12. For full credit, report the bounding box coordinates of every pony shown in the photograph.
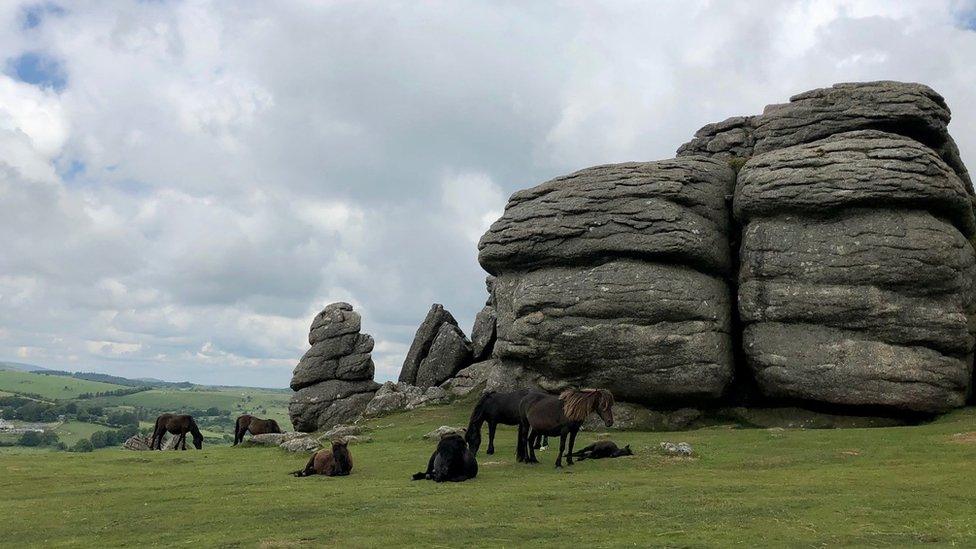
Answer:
[517,388,614,468]
[412,433,478,482]
[291,439,353,477]
[569,440,632,460]
[150,413,204,450]
[233,414,282,445]
[465,389,548,455]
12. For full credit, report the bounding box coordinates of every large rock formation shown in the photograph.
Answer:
[479,80,975,415]
[289,303,380,431]
[398,304,473,389]
[478,158,737,405]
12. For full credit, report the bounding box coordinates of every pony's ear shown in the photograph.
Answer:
[624,444,631,450]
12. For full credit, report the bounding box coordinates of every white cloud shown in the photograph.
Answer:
[0,0,974,387]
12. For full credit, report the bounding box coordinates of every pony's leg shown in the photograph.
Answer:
[555,433,566,468]
[486,421,497,455]
[541,435,549,450]
[566,430,578,466]
[526,428,539,464]
[516,421,526,462]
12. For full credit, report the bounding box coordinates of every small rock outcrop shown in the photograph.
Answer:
[289,303,380,432]
[363,381,450,417]
[470,277,498,361]
[398,304,473,388]
[122,435,152,451]
[478,158,736,405]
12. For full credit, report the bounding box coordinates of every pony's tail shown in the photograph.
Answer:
[233,416,243,445]
[465,392,492,453]
[150,419,162,450]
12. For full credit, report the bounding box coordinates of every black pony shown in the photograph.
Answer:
[150,413,204,450]
[412,433,478,482]
[569,440,632,460]
[517,388,614,468]
[465,389,548,455]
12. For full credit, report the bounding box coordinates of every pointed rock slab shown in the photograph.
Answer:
[308,302,362,345]
[470,305,496,361]
[415,323,473,388]
[398,304,459,384]
[289,379,380,432]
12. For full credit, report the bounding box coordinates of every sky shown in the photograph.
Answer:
[2,0,976,388]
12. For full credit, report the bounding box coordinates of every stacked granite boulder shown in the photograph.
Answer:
[398,304,473,389]
[694,82,975,414]
[477,81,975,415]
[289,302,380,431]
[478,158,737,405]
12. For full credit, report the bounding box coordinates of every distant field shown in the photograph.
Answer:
[92,387,291,425]
[0,370,127,400]
[53,421,109,445]
[2,398,976,546]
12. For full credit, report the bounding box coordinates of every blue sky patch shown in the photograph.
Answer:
[5,51,67,91]
[21,3,65,30]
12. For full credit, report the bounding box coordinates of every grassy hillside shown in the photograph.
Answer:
[91,387,291,425]
[0,370,127,400]
[53,421,112,445]
[2,399,976,546]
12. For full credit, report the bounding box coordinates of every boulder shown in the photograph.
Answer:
[440,359,568,396]
[659,442,695,457]
[415,323,473,388]
[736,132,976,413]
[398,304,461,385]
[122,435,151,451]
[289,379,380,432]
[363,381,451,418]
[470,305,496,361]
[322,424,364,439]
[280,435,321,453]
[424,426,466,439]
[247,433,289,446]
[289,302,381,432]
[479,157,736,406]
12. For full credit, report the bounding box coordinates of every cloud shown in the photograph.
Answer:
[0,0,975,387]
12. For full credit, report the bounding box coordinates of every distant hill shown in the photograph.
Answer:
[0,361,49,372]
[0,370,129,400]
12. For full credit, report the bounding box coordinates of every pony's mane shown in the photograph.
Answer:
[559,388,614,422]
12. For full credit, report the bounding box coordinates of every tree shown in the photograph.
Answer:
[72,439,94,453]
[18,431,43,447]
[90,431,110,448]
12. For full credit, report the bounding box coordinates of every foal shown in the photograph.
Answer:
[291,439,353,477]
[517,388,614,468]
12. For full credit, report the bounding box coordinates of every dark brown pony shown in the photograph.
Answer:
[233,414,282,445]
[291,439,353,477]
[517,388,614,468]
[150,413,204,450]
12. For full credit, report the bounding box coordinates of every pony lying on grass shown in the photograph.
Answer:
[292,439,353,477]
[517,388,614,468]
[570,440,632,460]
[233,414,282,445]
[150,413,204,450]
[412,433,478,482]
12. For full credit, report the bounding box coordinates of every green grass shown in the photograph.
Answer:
[3,399,976,547]
[0,370,126,400]
[53,421,110,445]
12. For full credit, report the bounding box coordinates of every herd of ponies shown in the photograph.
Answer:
[149,387,630,482]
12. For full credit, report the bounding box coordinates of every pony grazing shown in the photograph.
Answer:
[412,433,478,482]
[292,439,353,477]
[233,414,282,445]
[569,440,632,460]
[150,413,204,450]
[466,389,548,455]
[517,388,614,468]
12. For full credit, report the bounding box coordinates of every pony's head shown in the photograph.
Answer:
[621,444,633,456]
[331,438,349,451]
[192,432,204,449]
[559,388,615,426]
